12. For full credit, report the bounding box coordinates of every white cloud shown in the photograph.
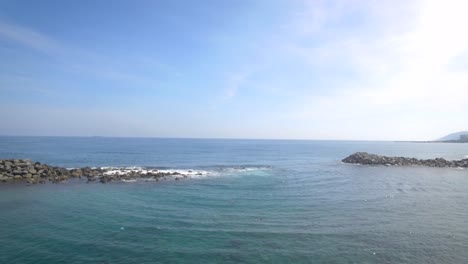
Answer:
[272,0,468,140]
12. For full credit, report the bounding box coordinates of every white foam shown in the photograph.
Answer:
[234,167,264,172]
[121,179,137,183]
[123,166,144,170]
[163,169,213,178]
[221,166,271,173]
[100,165,270,180]
[102,168,213,178]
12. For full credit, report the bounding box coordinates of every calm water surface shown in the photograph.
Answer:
[0,137,467,263]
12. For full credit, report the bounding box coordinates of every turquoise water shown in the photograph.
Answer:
[1,137,468,263]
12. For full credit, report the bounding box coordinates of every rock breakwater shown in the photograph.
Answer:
[0,159,200,184]
[342,152,468,168]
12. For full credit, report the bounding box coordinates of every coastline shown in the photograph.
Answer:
[394,139,468,143]
[0,159,205,184]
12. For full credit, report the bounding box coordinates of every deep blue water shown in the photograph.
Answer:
[0,136,468,263]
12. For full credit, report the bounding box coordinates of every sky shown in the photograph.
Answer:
[1,0,468,140]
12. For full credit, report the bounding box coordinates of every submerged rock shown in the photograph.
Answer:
[342,152,468,168]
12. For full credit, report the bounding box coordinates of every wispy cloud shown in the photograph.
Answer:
[2,1,467,139]
[0,21,63,54]
[0,20,165,88]
[224,72,250,99]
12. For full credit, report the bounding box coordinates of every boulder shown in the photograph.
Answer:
[0,176,9,182]
[342,152,468,168]
[70,169,82,177]
[0,159,192,184]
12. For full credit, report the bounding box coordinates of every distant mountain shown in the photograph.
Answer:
[438,131,468,141]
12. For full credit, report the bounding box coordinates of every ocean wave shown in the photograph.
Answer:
[100,165,271,181]
[103,168,211,177]
[121,179,137,183]
[215,166,272,175]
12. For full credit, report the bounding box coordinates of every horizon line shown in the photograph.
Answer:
[0,134,432,142]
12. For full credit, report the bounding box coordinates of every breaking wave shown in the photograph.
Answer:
[100,165,272,182]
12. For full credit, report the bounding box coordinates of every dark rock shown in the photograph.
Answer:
[70,169,82,177]
[342,152,468,168]
[99,176,109,183]
[0,175,9,182]
[0,159,196,184]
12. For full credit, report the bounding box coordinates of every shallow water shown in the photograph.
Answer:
[0,137,468,263]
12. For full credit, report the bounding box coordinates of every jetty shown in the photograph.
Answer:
[342,152,468,168]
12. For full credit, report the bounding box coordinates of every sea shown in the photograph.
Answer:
[0,136,467,264]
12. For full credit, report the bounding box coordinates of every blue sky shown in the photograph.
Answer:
[1,0,467,140]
